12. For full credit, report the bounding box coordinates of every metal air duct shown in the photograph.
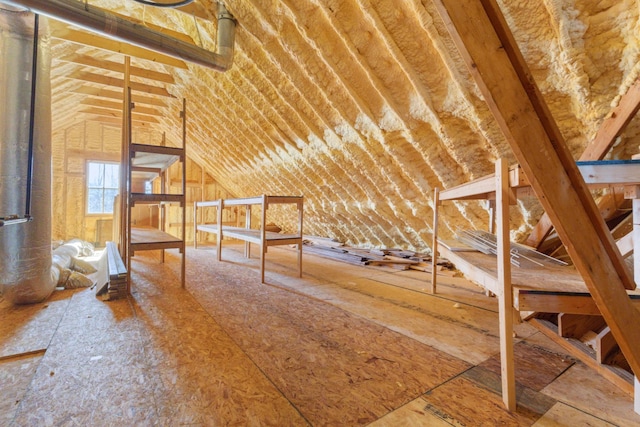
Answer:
[0,7,58,304]
[0,0,237,71]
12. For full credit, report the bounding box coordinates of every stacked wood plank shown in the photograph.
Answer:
[301,235,452,271]
[105,241,128,300]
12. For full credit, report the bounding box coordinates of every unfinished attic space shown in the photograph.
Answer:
[3,0,640,425]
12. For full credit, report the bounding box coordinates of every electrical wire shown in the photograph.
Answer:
[131,0,195,8]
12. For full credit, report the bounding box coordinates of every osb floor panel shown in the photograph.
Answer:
[0,242,638,426]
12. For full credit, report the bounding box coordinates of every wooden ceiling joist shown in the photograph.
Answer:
[72,86,168,107]
[58,53,175,84]
[85,115,152,128]
[79,107,159,123]
[80,98,163,117]
[435,0,640,381]
[50,21,188,69]
[67,71,174,97]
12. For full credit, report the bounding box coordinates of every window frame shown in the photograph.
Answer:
[86,160,120,216]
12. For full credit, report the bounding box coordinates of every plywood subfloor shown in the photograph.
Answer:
[1,242,638,425]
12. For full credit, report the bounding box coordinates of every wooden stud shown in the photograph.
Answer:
[496,158,516,411]
[431,187,439,294]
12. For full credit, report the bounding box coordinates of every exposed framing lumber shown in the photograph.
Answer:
[67,71,174,97]
[50,21,188,69]
[80,98,163,117]
[431,187,439,294]
[496,158,516,411]
[526,77,640,248]
[72,86,168,107]
[58,53,175,84]
[83,115,152,128]
[79,107,159,123]
[434,0,640,379]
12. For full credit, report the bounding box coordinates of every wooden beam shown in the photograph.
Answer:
[434,0,640,377]
[72,86,168,107]
[85,115,151,129]
[577,161,640,186]
[583,78,640,160]
[57,53,175,84]
[50,21,188,69]
[496,158,516,411]
[80,98,163,117]
[516,291,602,315]
[516,290,640,315]
[431,187,439,294]
[67,71,174,97]
[79,107,159,123]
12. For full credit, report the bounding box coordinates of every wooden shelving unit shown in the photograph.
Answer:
[194,195,304,283]
[432,158,640,407]
[124,98,187,289]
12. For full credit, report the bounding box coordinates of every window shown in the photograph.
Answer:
[87,162,119,214]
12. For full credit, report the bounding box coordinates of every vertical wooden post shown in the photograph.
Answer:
[180,98,186,289]
[634,376,639,415]
[193,202,198,249]
[496,158,516,411]
[245,204,252,258]
[633,196,640,286]
[260,195,267,284]
[298,198,303,278]
[431,187,440,294]
[217,200,223,262]
[121,57,131,292]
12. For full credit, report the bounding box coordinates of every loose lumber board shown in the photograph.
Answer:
[437,243,588,296]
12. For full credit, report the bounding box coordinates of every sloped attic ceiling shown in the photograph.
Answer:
[48,0,640,251]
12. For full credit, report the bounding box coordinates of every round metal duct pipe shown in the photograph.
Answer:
[0,8,57,304]
[0,0,237,71]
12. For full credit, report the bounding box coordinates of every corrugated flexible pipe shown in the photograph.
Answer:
[0,7,58,304]
[0,0,237,71]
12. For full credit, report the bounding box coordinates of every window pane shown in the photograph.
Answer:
[87,163,104,187]
[87,189,103,213]
[104,164,119,188]
[103,189,118,213]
